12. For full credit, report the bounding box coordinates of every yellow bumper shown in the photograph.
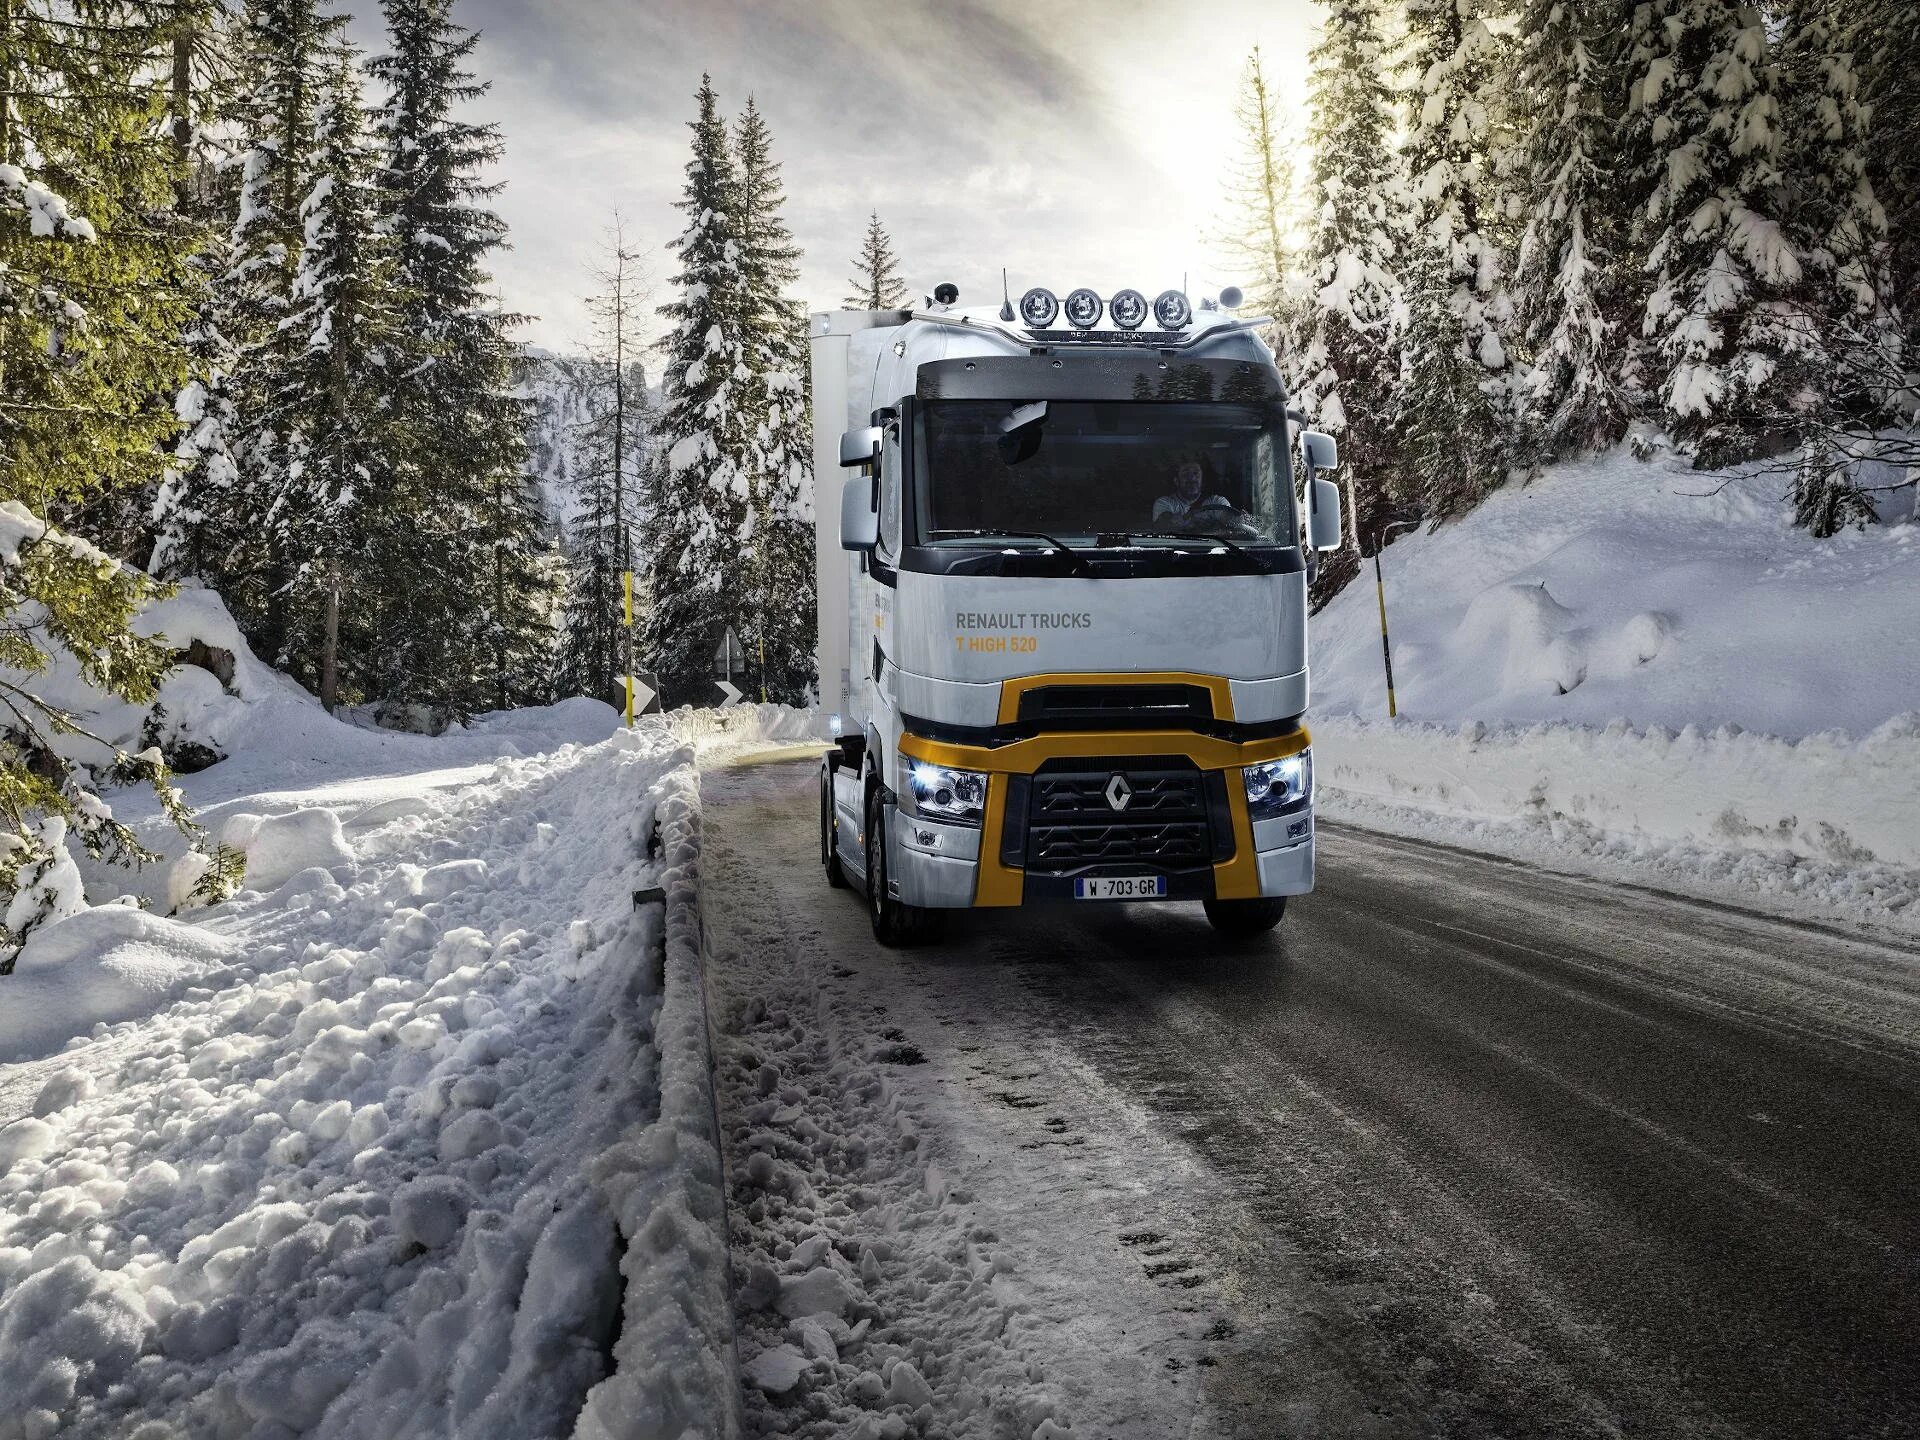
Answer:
[897,672,1309,907]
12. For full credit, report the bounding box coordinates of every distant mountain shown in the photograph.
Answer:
[515,348,654,541]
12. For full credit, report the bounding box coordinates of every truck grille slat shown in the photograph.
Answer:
[1021,758,1228,871]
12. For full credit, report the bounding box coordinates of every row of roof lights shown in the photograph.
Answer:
[1020,286,1192,333]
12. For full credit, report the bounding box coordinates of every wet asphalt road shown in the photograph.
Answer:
[706,757,1920,1438]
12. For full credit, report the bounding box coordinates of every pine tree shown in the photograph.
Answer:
[843,211,907,310]
[1293,4,1401,593]
[1396,234,1506,523]
[560,221,648,704]
[1217,46,1306,344]
[151,0,246,583]
[1844,2,1917,353]
[204,0,351,664]
[1,2,201,537]
[1509,0,1635,465]
[1391,0,1516,518]
[1628,1,1800,464]
[643,76,757,706]
[0,3,235,949]
[1775,1,1900,534]
[734,97,816,706]
[368,0,553,715]
[256,59,401,709]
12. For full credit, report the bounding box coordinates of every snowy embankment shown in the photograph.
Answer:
[1309,450,1920,933]
[0,676,822,1434]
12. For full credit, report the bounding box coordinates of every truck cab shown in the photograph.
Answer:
[810,285,1342,945]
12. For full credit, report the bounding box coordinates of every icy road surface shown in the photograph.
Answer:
[705,756,1920,1440]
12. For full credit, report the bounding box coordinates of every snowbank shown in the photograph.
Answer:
[0,907,240,1061]
[1317,714,1920,871]
[572,762,741,1440]
[657,702,826,761]
[1308,451,1920,931]
[0,726,736,1436]
[1312,449,1920,741]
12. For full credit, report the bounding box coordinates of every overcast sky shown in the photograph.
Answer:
[352,0,1318,355]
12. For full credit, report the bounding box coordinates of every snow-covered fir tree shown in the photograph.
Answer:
[200,0,350,660]
[1775,2,1900,535]
[1843,3,1916,355]
[1628,1,1801,465]
[1391,0,1515,518]
[559,221,648,704]
[735,97,816,706]
[843,210,907,310]
[151,1,246,582]
[1293,2,1401,592]
[250,59,400,709]
[0,2,236,945]
[369,0,555,713]
[1509,0,1634,465]
[643,76,757,706]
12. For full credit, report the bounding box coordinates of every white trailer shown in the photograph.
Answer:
[809,283,1343,945]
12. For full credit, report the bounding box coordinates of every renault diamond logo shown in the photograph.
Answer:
[1104,774,1133,811]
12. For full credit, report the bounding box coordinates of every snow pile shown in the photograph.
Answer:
[660,702,826,761]
[14,581,316,781]
[0,908,241,1061]
[0,726,729,1437]
[1308,450,1920,930]
[1312,450,1919,737]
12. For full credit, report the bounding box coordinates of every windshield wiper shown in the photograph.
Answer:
[928,528,1095,576]
[1109,530,1267,573]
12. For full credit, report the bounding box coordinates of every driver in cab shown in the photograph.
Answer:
[1152,459,1230,526]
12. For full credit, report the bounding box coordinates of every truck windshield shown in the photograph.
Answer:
[913,400,1296,548]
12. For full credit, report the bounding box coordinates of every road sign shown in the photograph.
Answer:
[717,680,743,708]
[628,673,660,716]
[714,626,745,678]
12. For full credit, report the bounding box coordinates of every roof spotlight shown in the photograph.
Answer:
[1108,288,1148,330]
[1064,287,1103,330]
[1019,287,1059,328]
[1153,289,1192,329]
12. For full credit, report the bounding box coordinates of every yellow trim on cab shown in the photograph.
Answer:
[994,671,1239,725]
[897,726,1309,777]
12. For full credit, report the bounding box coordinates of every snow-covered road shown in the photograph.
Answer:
[704,756,1920,1439]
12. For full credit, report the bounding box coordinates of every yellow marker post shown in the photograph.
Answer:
[1373,551,1398,719]
[622,571,635,728]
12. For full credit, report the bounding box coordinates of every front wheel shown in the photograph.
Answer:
[1203,896,1287,938]
[865,788,945,947]
[821,762,848,888]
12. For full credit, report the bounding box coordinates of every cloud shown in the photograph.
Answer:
[350,0,1316,350]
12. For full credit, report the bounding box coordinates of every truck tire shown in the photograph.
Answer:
[1203,896,1287,938]
[865,787,945,947]
[821,761,848,888]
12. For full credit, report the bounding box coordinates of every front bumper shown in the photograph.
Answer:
[892,728,1315,908]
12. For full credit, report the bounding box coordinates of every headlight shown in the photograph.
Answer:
[1108,288,1148,329]
[1243,750,1311,821]
[1064,287,1103,329]
[1019,287,1059,328]
[904,760,987,825]
[1154,289,1192,329]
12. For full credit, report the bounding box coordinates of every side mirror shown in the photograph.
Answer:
[839,426,882,470]
[840,473,878,552]
[1308,477,1343,552]
[1301,429,1339,471]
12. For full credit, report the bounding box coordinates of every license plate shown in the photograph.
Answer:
[1074,875,1169,901]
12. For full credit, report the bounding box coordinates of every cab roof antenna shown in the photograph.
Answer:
[999,268,1015,322]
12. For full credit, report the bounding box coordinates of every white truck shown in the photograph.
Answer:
[809,281,1343,945]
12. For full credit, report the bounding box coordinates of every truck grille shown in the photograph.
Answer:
[1020,759,1229,871]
